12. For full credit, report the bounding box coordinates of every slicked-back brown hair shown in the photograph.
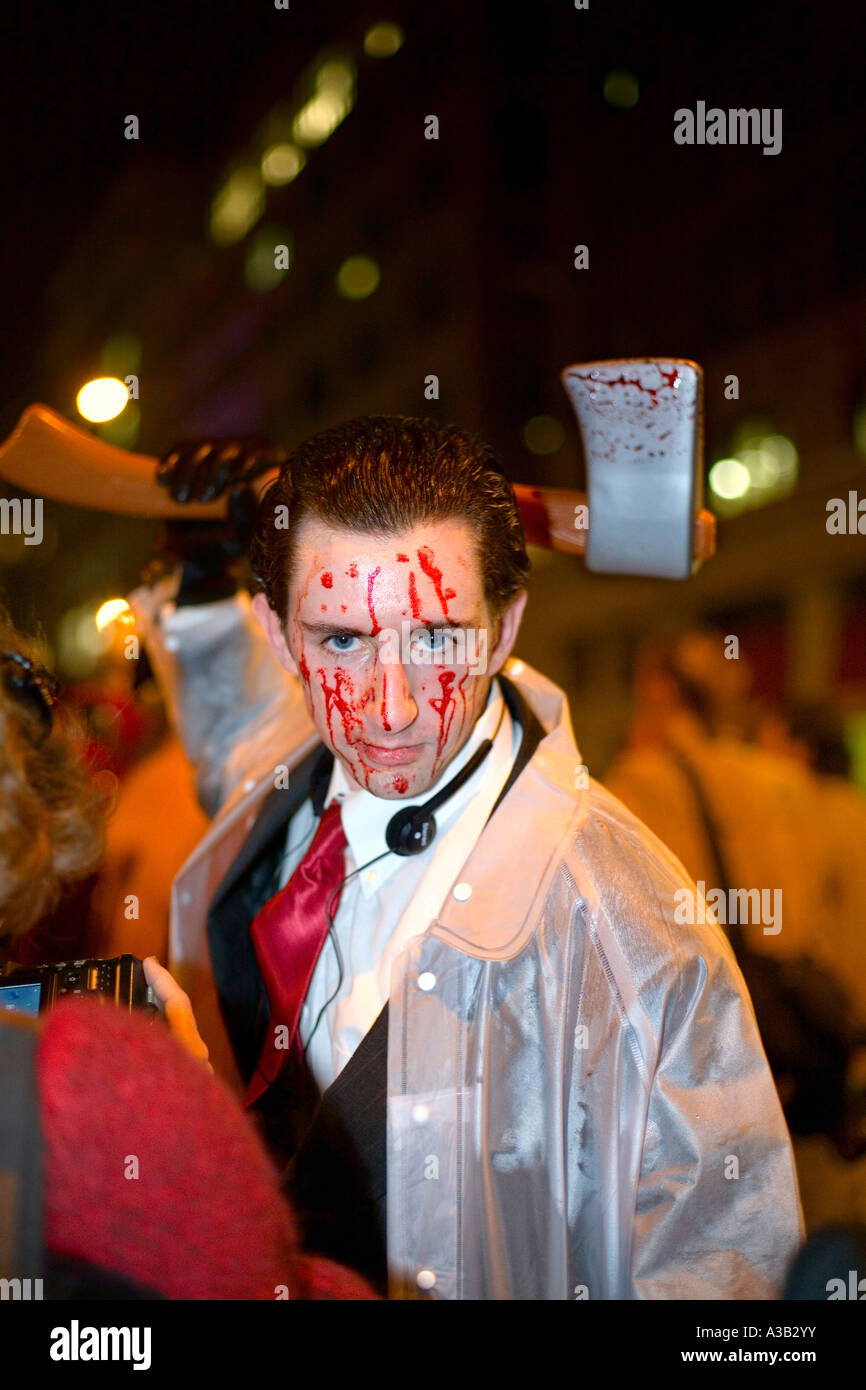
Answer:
[249,415,530,627]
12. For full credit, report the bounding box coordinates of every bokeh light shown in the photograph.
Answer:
[261,143,305,186]
[522,415,566,455]
[363,23,404,58]
[708,430,798,515]
[603,70,640,109]
[57,603,112,677]
[336,254,381,300]
[245,228,292,292]
[76,377,128,423]
[210,167,265,246]
[96,599,132,631]
[709,457,751,501]
[293,59,355,147]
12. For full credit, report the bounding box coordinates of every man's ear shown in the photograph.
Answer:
[251,591,299,678]
[486,589,528,678]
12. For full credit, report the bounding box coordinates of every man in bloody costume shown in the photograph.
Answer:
[161,415,803,1300]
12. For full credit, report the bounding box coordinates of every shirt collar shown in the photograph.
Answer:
[325,679,509,890]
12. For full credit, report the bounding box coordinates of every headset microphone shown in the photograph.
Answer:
[384,698,507,855]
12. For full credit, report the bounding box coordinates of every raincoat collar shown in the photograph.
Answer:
[428,657,590,961]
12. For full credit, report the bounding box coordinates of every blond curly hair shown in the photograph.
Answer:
[0,611,107,942]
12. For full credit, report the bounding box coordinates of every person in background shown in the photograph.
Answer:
[605,634,866,1225]
[0,617,106,965]
[756,699,866,1032]
[604,630,820,962]
[754,698,866,1229]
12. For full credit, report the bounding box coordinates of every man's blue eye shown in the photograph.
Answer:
[417,628,451,649]
[325,634,358,652]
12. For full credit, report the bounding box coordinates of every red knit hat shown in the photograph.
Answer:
[37,997,379,1300]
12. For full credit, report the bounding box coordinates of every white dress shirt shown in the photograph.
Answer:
[275,678,520,1091]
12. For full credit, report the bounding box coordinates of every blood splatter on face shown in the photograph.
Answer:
[417,546,457,618]
[282,517,508,799]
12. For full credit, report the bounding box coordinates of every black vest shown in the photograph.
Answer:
[205,675,546,1292]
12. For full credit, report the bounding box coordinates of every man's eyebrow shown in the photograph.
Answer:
[301,621,367,637]
[300,619,476,636]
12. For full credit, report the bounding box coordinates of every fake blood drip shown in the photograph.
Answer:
[316,667,374,788]
[429,670,457,760]
[296,623,310,686]
[391,774,409,793]
[366,567,382,636]
[320,572,333,589]
[407,572,421,619]
[457,671,470,735]
[416,547,456,617]
[316,667,362,745]
[381,670,391,732]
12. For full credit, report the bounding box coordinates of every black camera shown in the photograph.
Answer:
[0,955,155,1017]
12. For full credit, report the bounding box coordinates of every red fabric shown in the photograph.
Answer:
[246,801,347,1106]
[37,997,378,1300]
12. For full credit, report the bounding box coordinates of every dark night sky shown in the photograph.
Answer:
[2,0,285,412]
[2,0,863,424]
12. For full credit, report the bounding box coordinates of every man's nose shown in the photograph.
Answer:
[370,655,416,735]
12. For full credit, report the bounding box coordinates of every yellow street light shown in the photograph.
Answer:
[76,377,128,423]
[95,599,133,631]
[364,23,404,58]
[336,254,380,299]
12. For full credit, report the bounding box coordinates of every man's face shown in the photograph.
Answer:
[253,516,526,799]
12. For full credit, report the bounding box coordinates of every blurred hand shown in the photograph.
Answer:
[144,437,287,602]
[143,955,213,1071]
[156,437,287,505]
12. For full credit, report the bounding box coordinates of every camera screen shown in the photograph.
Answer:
[0,982,42,1017]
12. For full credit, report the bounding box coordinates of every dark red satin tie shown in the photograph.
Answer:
[244,800,348,1106]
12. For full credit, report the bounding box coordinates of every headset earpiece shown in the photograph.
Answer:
[385,807,437,856]
[383,702,506,858]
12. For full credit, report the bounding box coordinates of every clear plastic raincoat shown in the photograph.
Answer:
[143,592,804,1299]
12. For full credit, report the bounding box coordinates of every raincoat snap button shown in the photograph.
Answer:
[417,1270,436,1290]
[412,1104,430,1124]
[418,971,437,991]
[452,882,472,901]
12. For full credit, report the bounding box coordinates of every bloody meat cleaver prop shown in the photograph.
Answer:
[0,362,714,576]
[561,357,706,579]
